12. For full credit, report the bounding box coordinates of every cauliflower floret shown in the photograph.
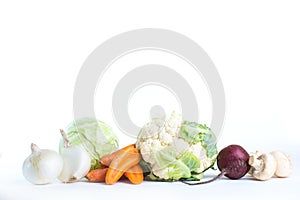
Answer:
[171,138,189,157]
[189,143,206,172]
[136,113,182,149]
[153,169,169,180]
[140,139,163,163]
[140,143,152,162]
[151,163,170,179]
[189,143,215,173]
[189,143,205,158]
[158,129,173,145]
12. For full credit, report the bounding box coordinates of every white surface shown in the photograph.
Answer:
[1,0,300,199]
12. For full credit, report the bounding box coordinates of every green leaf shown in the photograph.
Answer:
[154,146,177,169]
[180,121,218,158]
[167,161,191,180]
[179,151,200,171]
[180,122,202,143]
[181,172,204,181]
[152,146,191,181]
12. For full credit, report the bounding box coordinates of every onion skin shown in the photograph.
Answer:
[58,130,92,183]
[58,146,91,183]
[217,144,251,179]
[22,144,63,185]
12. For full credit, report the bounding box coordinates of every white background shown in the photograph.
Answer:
[0,0,299,199]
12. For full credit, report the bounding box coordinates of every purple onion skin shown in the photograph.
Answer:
[217,145,251,179]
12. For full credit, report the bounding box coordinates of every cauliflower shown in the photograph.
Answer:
[136,113,218,181]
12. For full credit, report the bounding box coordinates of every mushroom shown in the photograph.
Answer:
[270,150,292,178]
[248,150,263,175]
[248,153,277,181]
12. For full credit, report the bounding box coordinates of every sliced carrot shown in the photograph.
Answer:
[86,168,108,182]
[100,151,119,167]
[100,144,135,167]
[125,164,144,184]
[105,146,141,185]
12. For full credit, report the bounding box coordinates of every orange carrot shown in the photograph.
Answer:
[100,144,135,167]
[125,164,144,184]
[86,168,108,182]
[105,146,141,185]
[100,151,119,167]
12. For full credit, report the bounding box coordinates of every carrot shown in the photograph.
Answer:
[125,164,144,184]
[100,151,119,167]
[86,168,108,182]
[100,144,135,167]
[105,146,141,185]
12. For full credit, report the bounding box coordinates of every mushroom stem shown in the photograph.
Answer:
[249,155,262,170]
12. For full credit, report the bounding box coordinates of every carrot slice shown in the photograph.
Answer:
[86,168,108,182]
[100,144,135,167]
[125,164,144,184]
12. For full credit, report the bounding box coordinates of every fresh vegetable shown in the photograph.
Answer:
[248,152,276,181]
[270,150,292,178]
[86,168,108,182]
[87,144,143,184]
[58,130,91,183]
[136,112,218,181]
[125,164,144,184]
[100,144,135,167]
[100,151,119,167]
[105,145,141,185]
[248,150,292,180]
[22,143,63,185]
[59,118,119,169]
[182,144,251,185]
[217,144,251,179]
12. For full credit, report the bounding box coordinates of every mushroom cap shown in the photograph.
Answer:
[251,153,277,181]
[271,151,292,178]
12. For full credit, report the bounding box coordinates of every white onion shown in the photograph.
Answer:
[58,129,91,183]
[22,143,63,185]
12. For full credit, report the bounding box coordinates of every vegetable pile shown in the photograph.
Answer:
[22,114,292,185]
[87,144,143,184]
